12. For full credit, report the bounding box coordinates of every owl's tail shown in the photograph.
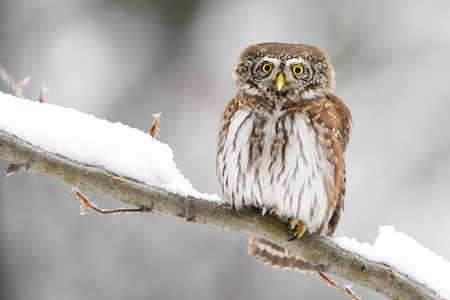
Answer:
[247,235,314,273]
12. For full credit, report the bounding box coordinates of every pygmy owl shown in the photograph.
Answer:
[217,43,351,271]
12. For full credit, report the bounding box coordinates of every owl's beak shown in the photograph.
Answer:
[275,73,286,91]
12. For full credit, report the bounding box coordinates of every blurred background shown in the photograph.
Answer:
[1,0,449,299]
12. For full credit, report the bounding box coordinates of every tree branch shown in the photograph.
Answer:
[0,129,441,300]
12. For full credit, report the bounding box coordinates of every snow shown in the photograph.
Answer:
[0,92,220,202]
[335,226,450,299]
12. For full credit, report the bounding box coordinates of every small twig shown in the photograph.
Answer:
[73,188,152,215]
[0,64,19,91]
[150,112,161,138]
[106,173,124,181]
[38,84,50,103]
[16,77,30,98]
[0,63,29,98]
[6,154,35,176]
[317,272,359,300]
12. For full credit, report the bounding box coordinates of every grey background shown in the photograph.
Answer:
[1,1,449,299]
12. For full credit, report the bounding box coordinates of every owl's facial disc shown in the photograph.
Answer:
[253,57,313,94]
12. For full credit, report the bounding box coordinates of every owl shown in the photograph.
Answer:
[217,43,351,272]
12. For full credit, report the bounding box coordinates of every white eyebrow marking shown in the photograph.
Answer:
[285,57,306,66]
[261,56,281,66]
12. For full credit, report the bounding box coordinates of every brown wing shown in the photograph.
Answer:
[328,93,352,151]
[247,236,314,273]
[322,93,351,236]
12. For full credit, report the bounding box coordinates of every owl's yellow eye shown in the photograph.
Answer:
[292,65,304,75]
[262,63,272,73]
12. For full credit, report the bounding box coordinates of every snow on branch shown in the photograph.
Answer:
[0,92,448,300]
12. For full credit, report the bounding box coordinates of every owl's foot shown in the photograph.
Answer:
[259,206,277,219]
[287,220,307,241]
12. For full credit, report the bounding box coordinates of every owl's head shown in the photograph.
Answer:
[234,43,335,98]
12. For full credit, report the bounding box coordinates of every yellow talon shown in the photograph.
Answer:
[269,206,277,216]
[288,220,307,240]
[260,206,277,218]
